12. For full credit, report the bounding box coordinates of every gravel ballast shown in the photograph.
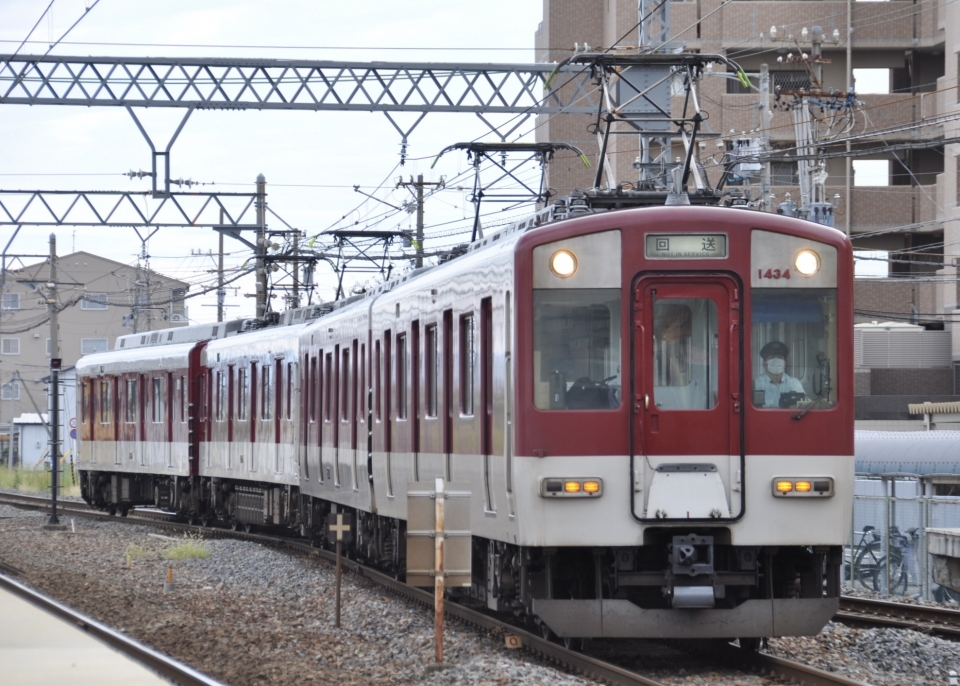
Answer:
[3,503,960,685]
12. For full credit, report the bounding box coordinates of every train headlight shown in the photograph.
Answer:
[794,249,820,276]
[540,478,603,498]
[772,477,834,497]
[549,249,578,278]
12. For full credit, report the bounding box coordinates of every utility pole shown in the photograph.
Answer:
[397,174,442,269]
[255,174,268,318]
[759,64,773,212]
[44,233,64,530]
[291,230,300,309]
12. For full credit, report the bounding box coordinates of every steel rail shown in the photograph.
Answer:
[0,572,224,686]
[837,596,960,640]
[0,492,876,686]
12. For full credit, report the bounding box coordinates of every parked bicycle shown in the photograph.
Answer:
[847,525,913,595]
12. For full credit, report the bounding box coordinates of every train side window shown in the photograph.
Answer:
[180,376,187,423]
[533,289,622,411]
[310,356,318,422]
[751,288,838,410]
[286,362,294,421]
[126,378,137,423]
[341,347,351,421]
[80,382,87,424]
[359,343,366,421]
[261,363,273,420]
[152,377,163,423]
[100,379,112,425]
[425,324,438,418]
[397,333,407,419]
[460,314,475,416]
[216,371,226,422]
[374,340,382,422]
[324,353,333,422]
[238,368,249,420]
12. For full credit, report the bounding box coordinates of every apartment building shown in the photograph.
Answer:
[0,251,189,432]
[537,0,957,403]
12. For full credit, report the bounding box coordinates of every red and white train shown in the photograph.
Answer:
[77,203,853,644]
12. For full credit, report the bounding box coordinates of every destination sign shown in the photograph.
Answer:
[645,234,728,259]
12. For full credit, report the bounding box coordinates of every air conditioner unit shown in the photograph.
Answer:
[169,314,187,323]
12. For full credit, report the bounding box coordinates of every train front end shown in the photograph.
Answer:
[512,205,853,641]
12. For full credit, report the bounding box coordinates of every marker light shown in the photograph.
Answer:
[583,481,601,493]
[794,249,821,276]
[564,481,582,493]
[795,481,813,492]
[549,249,579,278]
[776,480,794,493]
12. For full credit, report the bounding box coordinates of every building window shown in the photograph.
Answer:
[46,338,51,356]
[81,338,108,355]
[81,293,109,310]
[170,288,187,321]
[1,382,19,400]
[771,161,799,186]
[1,293,19,310]
[1,338,20,355]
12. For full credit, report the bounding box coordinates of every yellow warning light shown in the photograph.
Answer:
[564,481,582,493]
[776,480,794,493]
[583,481,601,494]
[795,481,813,492]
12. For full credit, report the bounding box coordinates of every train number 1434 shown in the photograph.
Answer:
[758,268,791,280]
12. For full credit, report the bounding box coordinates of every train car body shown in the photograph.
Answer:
[78,204,853,642]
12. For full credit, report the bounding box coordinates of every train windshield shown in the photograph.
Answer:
[533,289,621,410]
[751,288,838,410]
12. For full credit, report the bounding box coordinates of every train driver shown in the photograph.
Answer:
[755,340,805,408]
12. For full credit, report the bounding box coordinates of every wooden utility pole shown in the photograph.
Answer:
[397,175,442,269]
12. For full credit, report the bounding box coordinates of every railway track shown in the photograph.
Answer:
[0,571,223,686]
[838,595,960,640]
[1,491,872,686]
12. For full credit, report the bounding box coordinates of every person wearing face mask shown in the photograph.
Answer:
[755,340,805,408]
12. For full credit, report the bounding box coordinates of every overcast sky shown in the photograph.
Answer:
[1,0,544,323]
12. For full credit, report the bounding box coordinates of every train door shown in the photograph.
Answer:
[631,274,743,521]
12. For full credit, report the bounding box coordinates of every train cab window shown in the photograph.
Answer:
[652,299,719,410]
[533,289,621,411]
[100,379,113,425]
[126,378,138,423]
[261,364,273,420]
[751,289,838,410]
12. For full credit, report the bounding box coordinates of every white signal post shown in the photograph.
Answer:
[330,513,351,628]
[434,477,445,663]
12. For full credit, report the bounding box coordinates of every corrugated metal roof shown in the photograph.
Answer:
[855,430,960,475]
[908,401,960,414]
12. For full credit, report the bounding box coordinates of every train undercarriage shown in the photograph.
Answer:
[81,469,841,642]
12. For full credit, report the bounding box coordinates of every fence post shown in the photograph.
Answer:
[884,478,892,594]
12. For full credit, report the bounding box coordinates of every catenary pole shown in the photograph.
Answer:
[45,233,64,530]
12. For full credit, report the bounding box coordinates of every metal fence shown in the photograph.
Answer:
[846,479,960,601]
